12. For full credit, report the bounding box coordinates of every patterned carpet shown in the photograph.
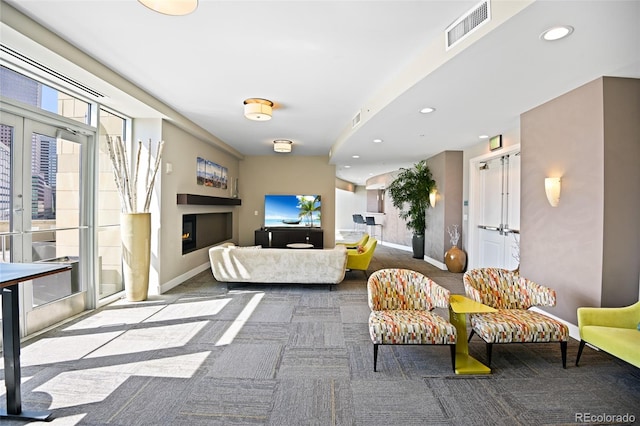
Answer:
[4,242,639,425]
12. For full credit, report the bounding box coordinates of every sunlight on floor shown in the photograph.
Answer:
[216,292,265,346]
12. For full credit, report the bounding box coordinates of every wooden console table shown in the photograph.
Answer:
[0,262,72,421]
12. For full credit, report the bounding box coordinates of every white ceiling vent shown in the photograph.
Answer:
[352,110,361,128]
[1,44,106,98]
[445,0,491,51]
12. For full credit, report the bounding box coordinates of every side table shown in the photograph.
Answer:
[449,294,497,375]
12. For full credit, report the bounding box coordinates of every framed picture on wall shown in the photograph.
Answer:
[489,135,502,151]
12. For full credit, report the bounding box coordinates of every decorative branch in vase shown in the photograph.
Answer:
[106,136,164,213]
[106,135,164,302]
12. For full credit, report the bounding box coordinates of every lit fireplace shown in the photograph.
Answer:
[182,214,196,253]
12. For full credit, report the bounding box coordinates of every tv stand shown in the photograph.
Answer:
[255,228,323,248]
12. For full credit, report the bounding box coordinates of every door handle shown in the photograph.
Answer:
[478,225,500,231]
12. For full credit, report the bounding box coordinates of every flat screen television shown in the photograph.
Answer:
[264,194,321,228]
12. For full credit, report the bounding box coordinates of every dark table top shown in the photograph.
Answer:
[0,263,72,288]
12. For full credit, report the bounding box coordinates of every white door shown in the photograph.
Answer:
[470,150,520,270]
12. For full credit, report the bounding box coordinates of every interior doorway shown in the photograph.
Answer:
[468,145,520,270]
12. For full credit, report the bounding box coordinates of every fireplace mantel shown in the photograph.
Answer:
[177,194,241,206]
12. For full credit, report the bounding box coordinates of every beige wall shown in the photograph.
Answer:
[520,77,639,324]
[158,120,241,286]
[425,151,463,264]
[238,156,336,247]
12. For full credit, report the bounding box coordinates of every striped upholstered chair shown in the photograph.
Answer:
[367,269,457,372]
[463,268,568,368]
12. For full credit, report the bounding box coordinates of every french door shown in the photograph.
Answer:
[1,110,91,337]
[469,147,520,270]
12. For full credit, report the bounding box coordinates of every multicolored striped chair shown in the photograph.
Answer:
[367,269,457,372]
[463,268,568,368]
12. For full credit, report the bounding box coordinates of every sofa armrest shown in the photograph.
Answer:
[578,301,640,330]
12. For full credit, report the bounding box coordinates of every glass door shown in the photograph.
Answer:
[1,111,89,337]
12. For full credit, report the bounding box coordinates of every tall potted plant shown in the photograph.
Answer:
[106,136,164,301]
[386,160,436,258]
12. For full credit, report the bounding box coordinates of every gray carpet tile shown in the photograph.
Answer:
[206,343,283,379]
[3,243,639,425]
[269,378,354,426]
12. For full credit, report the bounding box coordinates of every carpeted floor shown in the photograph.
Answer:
[2,242,639,425]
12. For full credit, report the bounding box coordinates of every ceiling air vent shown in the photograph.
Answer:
[445,0,491,51]
[1,44,106,98]
[352,110,361,128]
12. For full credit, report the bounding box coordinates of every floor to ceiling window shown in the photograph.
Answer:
[1,63,131,337]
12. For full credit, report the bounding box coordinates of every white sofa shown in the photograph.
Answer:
[208,243,348,284]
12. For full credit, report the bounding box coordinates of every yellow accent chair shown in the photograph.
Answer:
[367,269,457,372]
[336,233,369,249]
[346,238,377,277]
[463,268,569,368]
[576,301,640,368]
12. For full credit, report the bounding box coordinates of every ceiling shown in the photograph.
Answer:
[2,0,639,185]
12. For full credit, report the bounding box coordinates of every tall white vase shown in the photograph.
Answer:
[121,212,151,302]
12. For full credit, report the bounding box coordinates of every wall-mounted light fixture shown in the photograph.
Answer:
[429,189,438,208]
[244,98,273,121]
[273,140,292,153]
[545,177,561,207]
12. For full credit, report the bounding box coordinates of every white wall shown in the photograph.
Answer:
[335,186,367,231]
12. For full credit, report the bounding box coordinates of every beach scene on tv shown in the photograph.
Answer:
[264,195,321,228]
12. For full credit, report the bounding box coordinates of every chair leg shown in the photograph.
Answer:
[450,344,457,372]
[576,340,586,366]
[561,341,567,369]
[467,329,475,343]
[373,344,379,372]
[486,343,493,367]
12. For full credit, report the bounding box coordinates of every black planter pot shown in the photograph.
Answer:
[412,234,425,259]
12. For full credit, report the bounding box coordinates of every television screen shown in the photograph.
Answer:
[264,194,321,228]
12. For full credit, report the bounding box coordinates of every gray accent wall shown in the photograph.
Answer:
[520,77,640,324]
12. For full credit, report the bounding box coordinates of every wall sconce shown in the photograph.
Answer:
[545,177,561,207]
[429,189,437,208]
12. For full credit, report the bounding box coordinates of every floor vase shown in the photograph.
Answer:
[121,212,151,301]
[444,245,466,273]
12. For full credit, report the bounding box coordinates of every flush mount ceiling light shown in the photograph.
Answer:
[273,140,292,153]
[244,98,273,121]
[420,107,435,114]
[540,25,574,41]
[138,0,198,16]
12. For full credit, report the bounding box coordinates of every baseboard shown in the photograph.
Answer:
[159,262,211,294]
[530,306,580,341]
[424,256,447,270]
[379,240,412,252]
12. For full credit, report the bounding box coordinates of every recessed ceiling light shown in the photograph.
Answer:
[373,138,383,143]
[479,135,489,139]
[540,25,574,41]
[344,165,351,168]
[420,107,435,114]
[352,155,360,159]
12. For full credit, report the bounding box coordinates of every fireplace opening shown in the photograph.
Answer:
[182,214,197,253]
[182,212,232,255]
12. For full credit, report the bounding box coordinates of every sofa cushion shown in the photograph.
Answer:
[369,310,457,345]
[470,309,568,343]
[581,326,640,368]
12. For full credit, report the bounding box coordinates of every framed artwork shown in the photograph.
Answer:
[197,157,228,189]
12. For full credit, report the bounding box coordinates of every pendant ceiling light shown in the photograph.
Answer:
[273,140,293,153]
[138,0,198,16]
[244,98,273,121]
